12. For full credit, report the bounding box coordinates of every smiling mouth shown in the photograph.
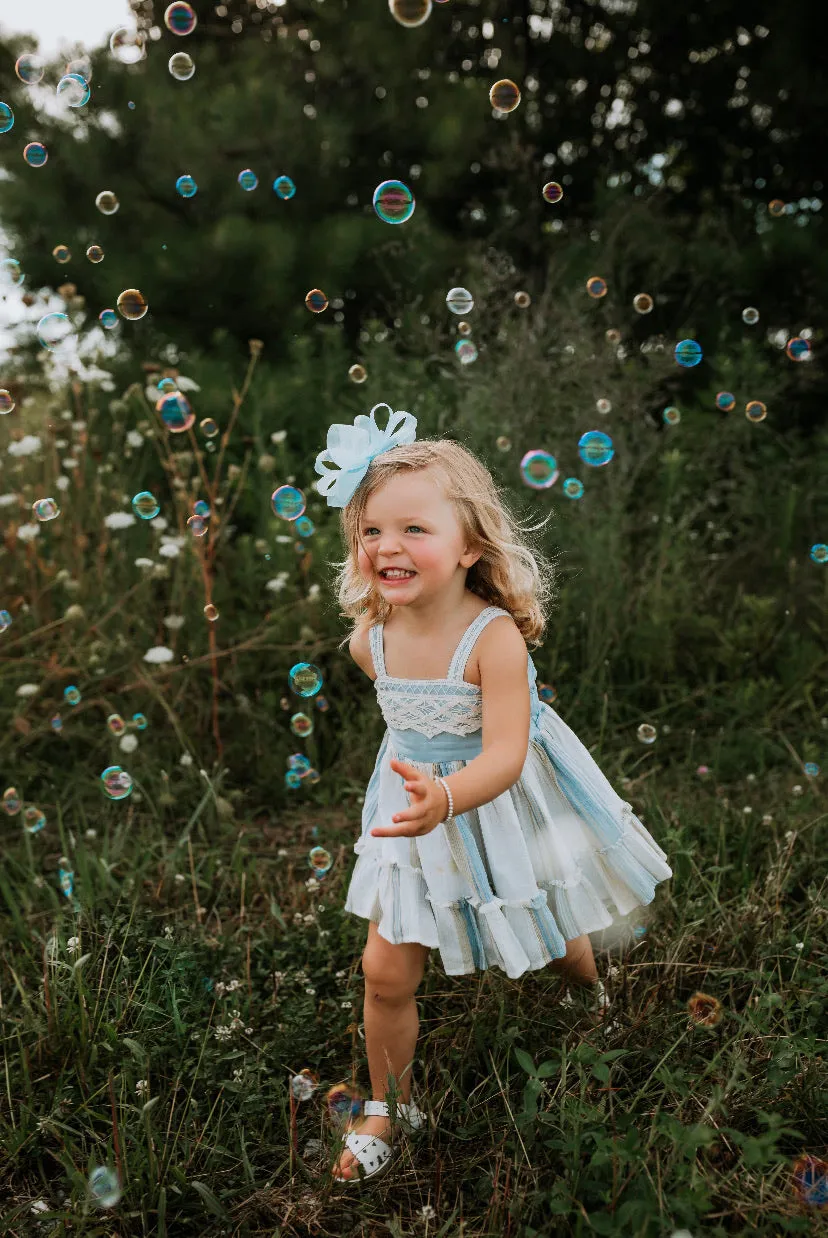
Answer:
[378,568,417,580]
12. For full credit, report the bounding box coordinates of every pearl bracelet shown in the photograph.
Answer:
[436,776,454,826]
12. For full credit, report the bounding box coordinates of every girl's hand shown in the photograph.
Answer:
[370,758,450,839]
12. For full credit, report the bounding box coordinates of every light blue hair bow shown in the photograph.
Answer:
[313,402,418,509]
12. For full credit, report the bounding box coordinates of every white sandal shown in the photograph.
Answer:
[331,1098,428,1185]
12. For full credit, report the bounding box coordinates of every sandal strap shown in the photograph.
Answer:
[342,1131,395,1174]
[363,1098,427,1128]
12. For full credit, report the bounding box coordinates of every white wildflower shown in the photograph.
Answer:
[159,542,180,560]
[163,924,174,939]
[71,420,86,432]
[16,683,40,698]
[30,1200,50,1216]
[135,1079,148,1098]
[232,1068,244,1083]
[64,604,85,621]
[61,457,78,469]
[66,936,80,956]
[143,645,174,665]
[8,434,41,457]
[174,873,186,884]
[274,535,292,544]
[55,475,71,491]
[270,430,287,444]
[162,614,186,630]
[257,453,275,471]
[134,557,155,570]
[0,493,18,507]
[307,583,320,600]
[104,511,136,530]
[126,430,144,448]
[266,574,290,594]
[85,828,97,839]
[16,523,41,542]
[179,753,193,767]
[174,375,200,392]
[150,515,168,531]
[119,734,138,753]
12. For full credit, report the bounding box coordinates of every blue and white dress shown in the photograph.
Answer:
[344,606,673,979]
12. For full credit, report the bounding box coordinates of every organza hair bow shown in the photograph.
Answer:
[313,402,418,508]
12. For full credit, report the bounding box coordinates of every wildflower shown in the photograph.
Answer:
[119,734,138,754]
[270,429,287,444]
[174,873,186,884]
[104,512,136,530]
[134,558,155,570]
[149,515,168,531]
[179,753,193,767]
[135,1079,148,1098]
[307,583,320,600]
[85,828,97,839]
[17,523,41,542]
[249,339,264,356]
[742,806,752,815]
[257,453,275,471]
[227,465,242,481]
[8,434,41,457]
[214,1025,233,1041]
[0,493,18,507]
[67,936,80,955]
[266,573,290,594]
[232,1068,244,1083]
[763,813,774,824]
[163,925,174,939]
[174,376,200,392]
[792,785,803,796]
[64,604,85,621]
[15,683,40,698]
[143,645,174,665]
[159,542,181,559]
[162,615,186,630]
[126,430,144,448]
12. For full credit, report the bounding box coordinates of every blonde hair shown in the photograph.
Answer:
[330,438,559,649]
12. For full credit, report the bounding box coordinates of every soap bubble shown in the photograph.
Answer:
[117,288,148,320]
[305,288,328,313]
[489,79,521,113]
[514,291,531,308]
[446,286,474,315]
[457,321,472,336]
[157,377,177,394]
[86,245,104,263]
[810,544,828,565]
[52,245,71,264]
[633,293,653,314]
[157,391,194,433]
[519,450,559,490]
[0,103,14,134]
[199,417,219,437]
[58,860,74,897]
[586,276,607,298]
[373,179,415,224]
[578,430,614,467]
[193,500,210,518]
[605,328,621,344]
[745,400,767,423]
[309,845,331,873]
[99,309,118,329]
[95,190,120,215]
[273,175,296,199]
[176,174,197,198]
[388,0,432,28]
[56,73,90,108]
[715,392,735,412]
[596,398,611,415]
[542,181,563,203]
[88,1165,122,1208]
[132,712,148,730]
[64,685,82,706]
[15,54,45,84]
[348,364,367,383]
[23,143,48,168]
[0,390,15,414]
[164,2,198,34]
[37,313,73,350]
[272,486,306,520]
[562,478,584,500]
[204,604,219,621]
[496,436,511,451]
[295,516,315,537]
[663,406,681,426]
[674,339,702,367]
[132,491,160,519]
[0,258,23,285]
[455,339,478,365]
[238,168,258,191]
[291,712,314,737]
[110,28,144,64]
[107,714,126,736]
[767,199,785,217]
[786,337,811,362]
[2,787,21,815]
[538,683,558,704]
[289,663,324,697]
[187,514,208,537]
[742,306,759,325]
[33,498,60,522]
[169,52,195,81]
[637,723,657,745]
[24,806,46,834]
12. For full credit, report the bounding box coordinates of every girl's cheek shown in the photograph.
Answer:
[357,547,374,580]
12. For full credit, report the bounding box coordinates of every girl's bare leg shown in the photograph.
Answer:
[549,932,599,985]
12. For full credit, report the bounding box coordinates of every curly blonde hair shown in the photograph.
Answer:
[330,438,558,649]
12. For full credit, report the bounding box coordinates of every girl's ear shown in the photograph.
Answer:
[460,543,482,568]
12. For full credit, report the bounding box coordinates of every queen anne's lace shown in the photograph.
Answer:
[369,607,511,738]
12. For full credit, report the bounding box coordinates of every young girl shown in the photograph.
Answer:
[314,403,673,1185]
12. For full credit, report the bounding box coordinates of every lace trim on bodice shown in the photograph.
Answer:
[369,606,511,738]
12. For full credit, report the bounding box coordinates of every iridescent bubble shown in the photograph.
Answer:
[101,765,133,801]
[348,364,367,383]
[446,286,473,314]
[52,244,71,264]
[578,430,614,467]
[315,695,329,712]
[285,770,302,789]
[309,845,331,873]
[768,199,785,217]
[64,685,82,706]
[2,787,21,815]
[325,1081,364,1124]
[637,723,657,745]
[176,174,197,198]
[199,417,218,437]
[95,190,120,215]
[66,57,93,83]
[88,1165,122,1209]
[33,497,59,522]
[305,288,328,313]
[157,391,194,432]
[164,1,198,34]
[586,276,607,298]
[193,500,210,518]
[605,328,621,344]
[0,258,23,285]
[663,406,681,426]
[786,337,811,362]
[273,175,296,199]
[519,449,559,490]
[514,291,531,308]
[633,293,653,314]
[169,52,195,81]
[51,714,63,732]
[99,308,118,329]
[457,321,472,336]
[596,398,611,415]
[132,491,160,519]
[157,376,177,394]
[373,179,415,224]
[496,436,511,451]
[118,288,148,320]
[107,714,126,736]
[187,514,208,537]
[0,103,14,134]
[489,79,521,113]
[742,306,759,325]
[455,339,478,365]
[716,391,736,412]
[110,28,145,64]
[674,339,702,367]
[132,712,148,730]
[562,478,584,500]
[15,54,45,85]
[23,143,48,168]
[56,73,90,108]
[0,609,11,631]
[238,168,258,191]
[24,806,46,834]
[745,400,767,423]
[289,662,323,697]
[388,0,432,28]
[203,603,219,621]
[86,245,104,263]
[37,312,73,350]
[0,390,15,415]
[271,485,306,520]
[291,712,314,737]
[58,860,74,897]
[542,181,563,204]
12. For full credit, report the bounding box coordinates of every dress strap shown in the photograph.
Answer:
[447,606,512,681]
[368,623,387,678]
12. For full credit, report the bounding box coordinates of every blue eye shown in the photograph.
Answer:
[407,525,423,534]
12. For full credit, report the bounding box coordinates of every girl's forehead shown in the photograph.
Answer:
[365,469,449,515]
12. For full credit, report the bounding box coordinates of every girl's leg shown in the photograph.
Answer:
[334,922,430,1180]
[549,932,599,985]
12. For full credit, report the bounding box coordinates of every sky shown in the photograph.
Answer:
[0,0,134,60]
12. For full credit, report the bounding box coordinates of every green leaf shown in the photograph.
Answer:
[190,1179,230,1219]
[513,1046,538,1076]
[121,1037,149,1067]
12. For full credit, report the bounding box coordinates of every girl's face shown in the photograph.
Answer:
[357,468,480,604]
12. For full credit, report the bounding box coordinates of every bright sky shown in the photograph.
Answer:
[0,0,134,60]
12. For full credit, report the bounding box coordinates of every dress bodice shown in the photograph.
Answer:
[369,606,539,740]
